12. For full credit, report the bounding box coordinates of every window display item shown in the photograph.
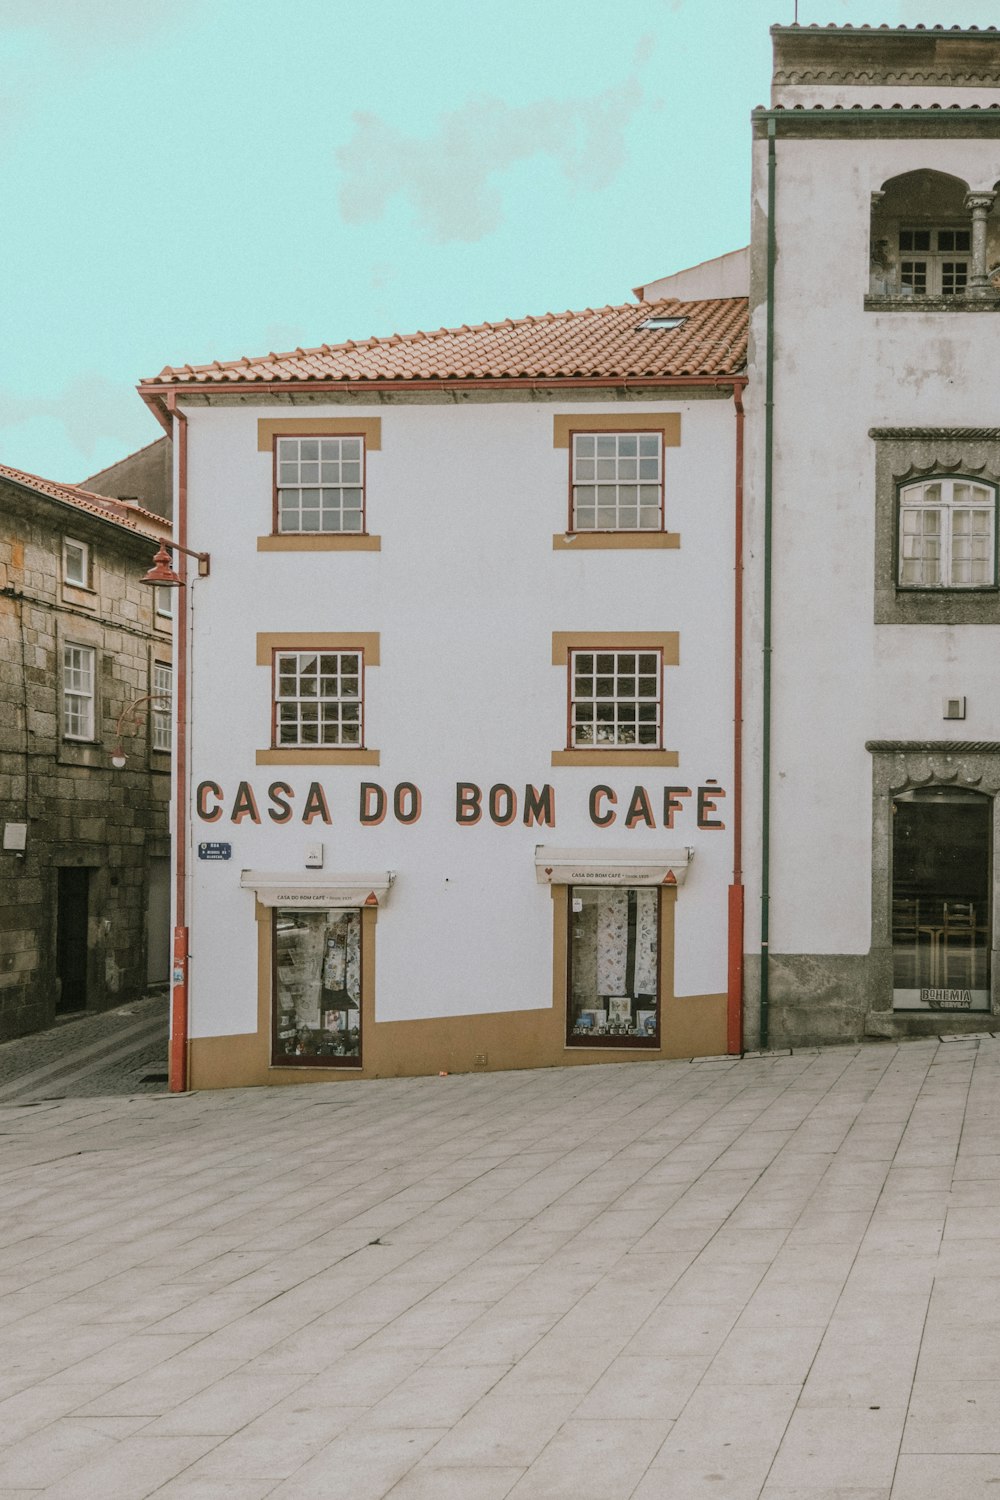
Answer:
[568,887,659,1045]
[273,908,362,1064]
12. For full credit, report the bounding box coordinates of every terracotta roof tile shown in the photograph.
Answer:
[0,464,169,540]
[141,297,748,391]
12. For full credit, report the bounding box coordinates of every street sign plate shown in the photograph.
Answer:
[198,842,232,861]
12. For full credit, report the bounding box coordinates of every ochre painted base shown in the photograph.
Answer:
[186,889,728,1090]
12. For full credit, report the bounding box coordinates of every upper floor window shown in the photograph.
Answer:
[275,436,365,534]
[898,227,970,298]
[571,433,662,532]
[274,650,363,749]
[154,585,174,620]
[898,477,997,590]
[570,649,661,749]
[152,662,173,753]
[63,644,95,740]
[62,538,89,588]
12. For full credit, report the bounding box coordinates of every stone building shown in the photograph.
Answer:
[744,23,1000,1047]
[0,465,173,1040]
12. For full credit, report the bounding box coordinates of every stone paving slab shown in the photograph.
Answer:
[0,1039,999,1495]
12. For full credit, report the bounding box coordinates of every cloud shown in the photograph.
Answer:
[336,69,646,244]
[0,374,148,463]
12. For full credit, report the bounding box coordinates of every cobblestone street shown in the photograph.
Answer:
[0,993,169,1103]
[2,1035,1000,1497]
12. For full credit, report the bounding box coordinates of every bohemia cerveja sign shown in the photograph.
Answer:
[194,780,727,831]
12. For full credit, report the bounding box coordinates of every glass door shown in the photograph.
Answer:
[891,787,991,1012]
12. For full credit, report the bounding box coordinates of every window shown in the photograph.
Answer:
[570,432,662,532]
[63,645,95,740]
[568,886,660,1047]
[570,649,661,749]
[152,662,172,753]
[62,538,89,588]
[273,908,362,1065]
[898,227,970,298]
[154,585,174,620]
[274,650,363,748]
[898,477,996,589]
[275,435,364,534]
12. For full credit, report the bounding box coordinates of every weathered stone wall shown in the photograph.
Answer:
[0,481,171,1040]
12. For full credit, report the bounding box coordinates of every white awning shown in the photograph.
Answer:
[534,847,692,887]
[239,870,395,908]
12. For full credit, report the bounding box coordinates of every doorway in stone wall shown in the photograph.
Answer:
[891,786,991,1012]
[56,867,90,1014]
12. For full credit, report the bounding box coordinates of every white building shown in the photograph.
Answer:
[744,23,1000,1046]
[139,299,747,1088]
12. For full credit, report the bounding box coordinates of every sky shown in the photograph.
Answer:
[2,0,1000,483]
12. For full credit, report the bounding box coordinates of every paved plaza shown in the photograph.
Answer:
[1,1035,1000,1498]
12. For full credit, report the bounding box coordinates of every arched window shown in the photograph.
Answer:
[897,476,997,589]
[870,169,974,299]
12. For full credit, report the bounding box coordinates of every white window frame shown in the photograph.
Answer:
[275,436,366,535]
[63,644,96,741]
[62,537,89,588]
[154,585,174,620]
[898,476,998,590]
[570,432,663,532]
[274,650,364,748]
[152,662,173,753]
[569,648,662,749]
[898,226,971,298]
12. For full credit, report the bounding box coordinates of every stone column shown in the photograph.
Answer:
[964,191,996,297]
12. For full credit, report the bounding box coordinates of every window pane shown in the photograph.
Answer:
[568,887,659,1046]
[273,909,362,1064]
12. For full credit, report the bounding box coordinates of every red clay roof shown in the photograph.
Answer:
[141,297,748,394]
[0,464,170,540]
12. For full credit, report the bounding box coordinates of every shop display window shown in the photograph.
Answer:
[272,908,362,1065]
[568,886,660,1046]
[891,786,991,1012]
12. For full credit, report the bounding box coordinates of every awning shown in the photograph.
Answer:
[534,847,693,887]
[239,870,395,909]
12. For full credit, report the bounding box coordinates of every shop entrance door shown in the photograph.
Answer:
[891,787,991,1012]
[56,867,90,1014]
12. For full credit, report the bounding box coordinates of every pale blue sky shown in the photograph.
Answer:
[1,0,998,482]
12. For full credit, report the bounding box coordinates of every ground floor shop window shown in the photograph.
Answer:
[568,886,660,1045]
[272,908,362,1064]
[892,786,991,1012]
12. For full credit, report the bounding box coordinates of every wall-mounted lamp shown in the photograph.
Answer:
[110,694,171,770]
[142,541,210,585]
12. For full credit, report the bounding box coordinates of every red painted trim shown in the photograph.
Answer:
[566,427,666,535]
[271,430,369,537]
[168,395,189,1092]
[727,385,745,1055]
[727,884,744,1055]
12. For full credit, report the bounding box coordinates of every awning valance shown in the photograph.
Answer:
[534,847,693,887]
[240,870,395,909]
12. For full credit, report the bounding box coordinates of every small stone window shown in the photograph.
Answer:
[871,429,1000,625]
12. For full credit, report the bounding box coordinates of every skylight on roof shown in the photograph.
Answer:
[637,316,687,331]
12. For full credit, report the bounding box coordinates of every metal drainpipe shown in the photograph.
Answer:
[167,395,190,1092]
[728,382,745,1055]
[760,117,776,1051]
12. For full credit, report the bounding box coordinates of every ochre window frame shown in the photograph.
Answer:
[256,631,380,765]
[552,413,681,551]
[551,631,679,766]
[257,418,382,553]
